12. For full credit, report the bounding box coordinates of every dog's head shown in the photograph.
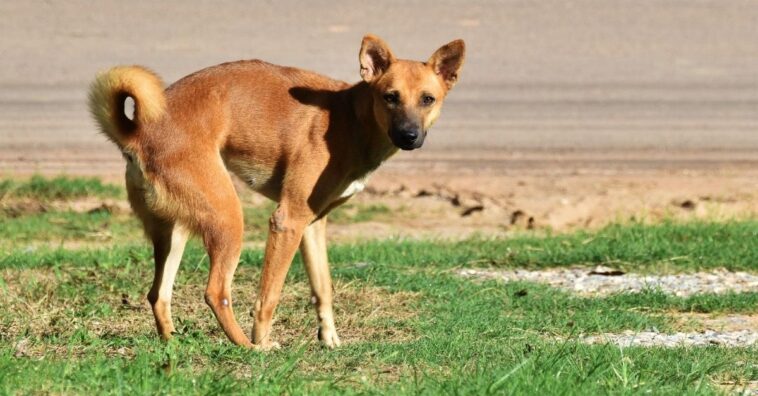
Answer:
[359,34,465,151]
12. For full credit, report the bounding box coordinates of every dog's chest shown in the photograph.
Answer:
[339,178,366,199]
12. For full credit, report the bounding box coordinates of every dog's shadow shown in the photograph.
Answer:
[288,86,340,110]
[287,85,372,218]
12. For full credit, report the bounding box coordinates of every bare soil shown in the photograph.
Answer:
[5,148,758,241]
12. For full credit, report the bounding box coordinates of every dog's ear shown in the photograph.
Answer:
[428,39,466,90]
[359,34,396,82]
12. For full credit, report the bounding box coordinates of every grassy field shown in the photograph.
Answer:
[1,176,756,394]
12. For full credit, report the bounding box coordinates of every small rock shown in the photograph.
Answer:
[588,266,625,276]
[677,199,697,210]
[14,338,29,358]
[461,205,484,217]
[510,210,526,225]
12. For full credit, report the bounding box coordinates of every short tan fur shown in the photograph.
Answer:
[88,34,465,349]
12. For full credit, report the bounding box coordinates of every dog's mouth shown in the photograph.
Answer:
[395,141,422,151]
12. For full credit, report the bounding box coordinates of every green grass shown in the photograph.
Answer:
[0,209,142,245]
[329,220,758,272]
[0,174,392,245]
[1,221,756,394]
[328,203,392,224]
[0,175,123,200]
[0,176,756,394]
[3,220,758,274]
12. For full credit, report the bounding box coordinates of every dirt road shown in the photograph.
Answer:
[1,1,757,233]
[2,1,758,162]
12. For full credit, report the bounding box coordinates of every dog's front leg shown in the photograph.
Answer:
[300,216,341,348]
[252,202,311,349]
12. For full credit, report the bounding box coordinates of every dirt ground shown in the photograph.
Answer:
[340,164,758,239]
[350,149,758,237]
[5,147,757,241]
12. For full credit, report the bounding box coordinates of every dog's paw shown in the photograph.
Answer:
[253,340,281,351]
[318,326,342,349]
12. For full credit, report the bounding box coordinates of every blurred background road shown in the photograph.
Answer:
[1,0,757,174]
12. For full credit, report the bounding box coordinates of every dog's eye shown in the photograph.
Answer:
[421,95,436,106]
[383,92,400,105]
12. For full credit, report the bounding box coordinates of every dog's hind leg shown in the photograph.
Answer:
[300,216,341,348]
[194,163,253,347]
[125,167,188,340]
[146,221,189,339]
[202,219,252,347]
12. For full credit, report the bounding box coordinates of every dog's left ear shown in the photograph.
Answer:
[428,39,466,90]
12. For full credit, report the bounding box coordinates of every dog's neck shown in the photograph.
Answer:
[344,82,399,175]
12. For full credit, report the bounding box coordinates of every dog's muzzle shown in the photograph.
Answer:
[390,128,426,151]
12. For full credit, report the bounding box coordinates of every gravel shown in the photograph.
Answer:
[581,329,758,348]
[459,266,758,349]
[457,267,758,297]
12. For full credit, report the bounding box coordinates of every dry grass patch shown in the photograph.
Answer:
[1,265,419,359]
[670,312,758,333]
[1,197,131,218]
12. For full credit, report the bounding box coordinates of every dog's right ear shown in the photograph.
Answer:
[359,34,396,82]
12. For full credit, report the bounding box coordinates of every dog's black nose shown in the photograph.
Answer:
[400,129,419,143]
[390,126,425,150]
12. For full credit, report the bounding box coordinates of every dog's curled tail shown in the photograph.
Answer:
[88,66,166,148]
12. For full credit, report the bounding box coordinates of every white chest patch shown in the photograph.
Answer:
[340,179,366,199]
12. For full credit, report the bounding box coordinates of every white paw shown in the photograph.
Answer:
[250,338,280,351]
[318,327,342,348]
[255,340,280,351]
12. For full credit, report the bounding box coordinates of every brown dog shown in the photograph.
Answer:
[88,34,465,349]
